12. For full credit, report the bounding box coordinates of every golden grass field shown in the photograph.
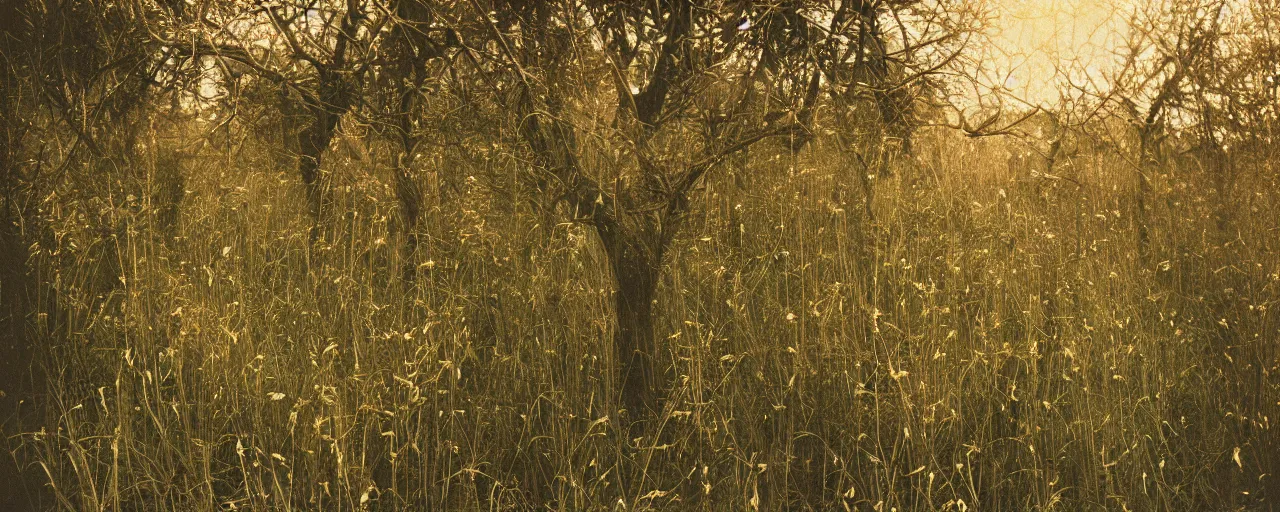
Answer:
[8,124,1276,510]
[2,1,1278,510]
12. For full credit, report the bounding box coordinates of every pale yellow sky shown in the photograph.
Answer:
[987,0,1127,105]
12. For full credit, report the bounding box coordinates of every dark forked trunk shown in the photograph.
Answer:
[391,55,424,284]
[292,0,363,244]
[598,223,664,425]
[394,149,422,283]
[386,0,442,284]
[298,91,345,243]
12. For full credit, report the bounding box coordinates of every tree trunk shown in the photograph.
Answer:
[298,111,338,243]
[0,164,43,512]
[599,226,663,426]
[0,198,31,384]
[394,151,421,283]
[1203,140,1233,240]
[1135,128,1155,263]
[297,69,352,244]
[0,8,38,499]
[394,81,423,283]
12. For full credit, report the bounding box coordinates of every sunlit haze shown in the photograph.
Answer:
[988,0,1127,105]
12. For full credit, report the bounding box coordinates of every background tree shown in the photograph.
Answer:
[189,0,385,243]
[366,0,479,283]
[1108,0,1226,261]
[813,0,992,320]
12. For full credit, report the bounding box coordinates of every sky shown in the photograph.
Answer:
[986,0,1129,106]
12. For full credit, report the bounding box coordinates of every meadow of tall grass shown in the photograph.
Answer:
[6,124,1277,511]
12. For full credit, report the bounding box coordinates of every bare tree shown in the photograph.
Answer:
[820,0,993,215]
[371,0,459,282]
[1109,0,1226,261]
[186,0,384,242]
[461,0,829,427]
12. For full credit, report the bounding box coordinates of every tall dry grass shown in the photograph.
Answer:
[9,123,1278,511]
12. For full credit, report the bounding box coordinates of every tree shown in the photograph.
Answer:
[368,0,465,283]
[1109,0,1226,261]
[467,0,827,427]
[0,3,34,505]
[187,0,384,243]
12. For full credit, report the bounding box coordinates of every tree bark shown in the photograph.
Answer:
[298,97,343,243]
[0,185,35,511]
[390,50,424,283]
[290,0,363,244]
[386,0,437,283]
[0,5,37,505]
[598,224,664,424]
[1136,127,1155,263]
[394,149,421,283]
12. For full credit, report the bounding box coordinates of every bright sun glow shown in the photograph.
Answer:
[989,0,1128,105]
